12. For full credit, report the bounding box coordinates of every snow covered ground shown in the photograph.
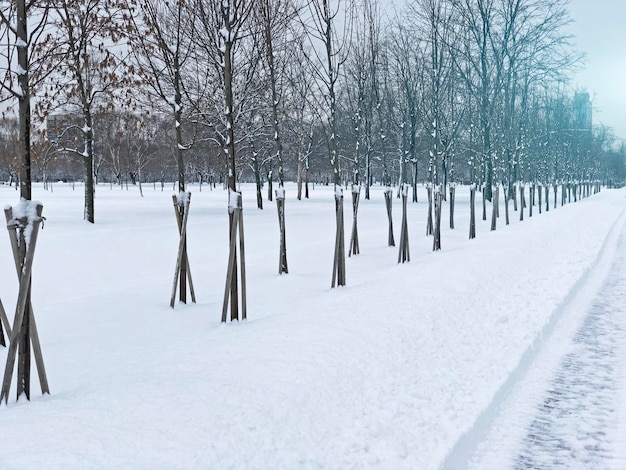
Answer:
[0,181,624,469]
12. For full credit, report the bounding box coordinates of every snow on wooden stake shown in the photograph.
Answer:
[170,192,196,307]
[7,199,44,249]
[228,188,241,213]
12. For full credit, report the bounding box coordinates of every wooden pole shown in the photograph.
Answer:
[221,209,239,322]
[170,193,195,307]
[222,191,247,322]
[0,298,10,342]
[385,188,395,247]
[4,211,48,395]
[331,189,346,287]
[398,186,410,263]
[1,203,47,404]
[170,193,192,308]
[349,185,360,257]
[238,206,247,321]
[276,190,288,274]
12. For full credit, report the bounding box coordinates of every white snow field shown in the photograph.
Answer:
[0,182,624,469]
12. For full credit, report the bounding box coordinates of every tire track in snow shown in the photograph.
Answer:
[441,207,626,470]
[515,227,626,469]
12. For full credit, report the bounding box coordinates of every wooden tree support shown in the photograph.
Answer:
[348,185,360,257]
[0,298,8,347]
[222,191,247,322]
[170,193,196,308]
[1,202,50,404]
[276,188,288,274]
[490,185,499,231]
[426,184,434,236]
[398,186,410,263]
[433,188,442,251]
[519,183,526,221]
[449,184,456,230]
[384,188,395,247]
[331,189,346,288]
[469,185,476,240]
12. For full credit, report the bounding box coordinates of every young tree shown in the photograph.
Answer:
[129,0,198,304]
[0,0,52,200]
[194,0,255,319]
[258,0,291,274]
[0,0,51,403]
[43,0,133,223]
[300,0,353,287]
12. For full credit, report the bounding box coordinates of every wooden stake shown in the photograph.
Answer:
[0,297,10,341]
[170,193,192,308]
[276,190,288,274]
[398,187,410,263]
[384,188,395,247]
[331,190,346,287]
[238,208,247,321]
[221,191,247,322]
[1,203,48,404]
[221,210,239,322]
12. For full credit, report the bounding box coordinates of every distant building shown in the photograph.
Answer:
[573,92,592,130]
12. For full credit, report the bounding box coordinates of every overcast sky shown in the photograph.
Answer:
[567,0,626,141]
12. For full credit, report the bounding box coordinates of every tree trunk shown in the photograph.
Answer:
[426,185,434,235]
[348,185,360,257]
[449,184,455,229]
[17,0,31,201]
[385,187,395,246]
[469,186,476,239]
[433,188,442,251]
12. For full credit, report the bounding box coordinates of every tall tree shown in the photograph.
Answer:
[129,0,198,305]
[195,0,255,320]
[258,0,291,273]
[300,0,353,286]
[43,0,133,223]
[0,0,52,200]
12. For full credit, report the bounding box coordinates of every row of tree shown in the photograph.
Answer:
[1,0,625,283]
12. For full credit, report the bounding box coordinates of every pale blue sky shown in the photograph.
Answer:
[567,0,626,140]
[382,0,626,141]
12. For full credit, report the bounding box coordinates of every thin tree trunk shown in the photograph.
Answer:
[385,187,395,246]
[449,184,455,229]
[469,186,476,239]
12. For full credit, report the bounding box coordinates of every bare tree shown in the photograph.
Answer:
[299,0,353,286]
[258,0,293,273]
[0,0,53,200]
[129,0,199,305]
[41,0,133,223]
[194,0,255,320]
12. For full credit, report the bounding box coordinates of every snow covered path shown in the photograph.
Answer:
[466,213,626,469]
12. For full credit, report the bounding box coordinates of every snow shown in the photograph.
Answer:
[15,37,27,48]
[7,198,43,247]
[0,183,625,469]
[228,188,240,213]
[14,64,26,76]
[166,96,181,112]
[175,191,189,206]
